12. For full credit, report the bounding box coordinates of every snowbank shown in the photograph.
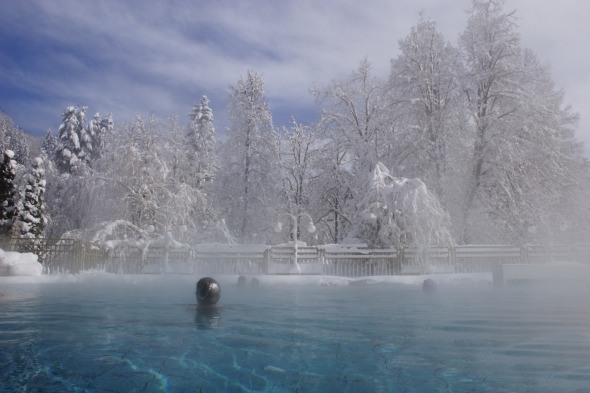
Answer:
[248,272,492,287]
[0,248,43,276]
[0,269,492,288]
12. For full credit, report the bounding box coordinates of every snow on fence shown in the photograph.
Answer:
[1,237,589,276]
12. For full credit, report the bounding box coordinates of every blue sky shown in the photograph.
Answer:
[1,0,589,155]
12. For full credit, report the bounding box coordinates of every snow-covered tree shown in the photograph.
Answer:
[55,106,88,173]
[41,130,74,238]
[44,107,113,237]
[0,111,31,165]
[216,71,281,243]
[41,130,59,160]
[187,95,217,187]
[459,0,522,242]
[85,112,113,163]
[0,150,18,237]
[389,17,466,204]
[97,115,166,229]
[312,60,393,243]
[308,135,354,244]
[166,113,220,243]
[86,114,222,244]
[347,162,453,249]
[278,119,321,243]
[557,158,590,243]
[13,157,47,238]
[480,50,584,242]
[314,59,392,177]
[459,0,586,243]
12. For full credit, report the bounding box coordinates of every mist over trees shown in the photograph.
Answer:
[2,0,589,247]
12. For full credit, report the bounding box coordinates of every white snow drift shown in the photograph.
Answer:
[0,248,43,276]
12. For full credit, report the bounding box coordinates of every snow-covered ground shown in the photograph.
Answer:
[0,268,492,289]
[0,248,43,277]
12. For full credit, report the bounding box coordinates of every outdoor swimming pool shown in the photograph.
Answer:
[1,274,590,392]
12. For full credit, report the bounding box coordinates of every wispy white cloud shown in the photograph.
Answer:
[1,0,589,155]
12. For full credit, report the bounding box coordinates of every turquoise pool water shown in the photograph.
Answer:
[1,275,590,392]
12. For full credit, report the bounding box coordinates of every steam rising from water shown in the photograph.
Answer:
[2,273,590,391]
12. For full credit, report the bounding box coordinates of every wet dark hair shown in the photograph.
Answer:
[196,277,221,306]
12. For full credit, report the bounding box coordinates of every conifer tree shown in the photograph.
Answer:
[85,112,113,163]
[55,106,88,173]
[1,111,31,165]
[95,113,113,161]
[187,96,217,186]
[13,157,47,238]
[0,150,18,237]
[41,130,59,159]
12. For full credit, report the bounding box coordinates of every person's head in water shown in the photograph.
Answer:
[196,277,221,306]
[422,278,437,293]
[237,275,247,288]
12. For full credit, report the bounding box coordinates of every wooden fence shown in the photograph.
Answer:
[1,237,589,276]
[0,237,109,274]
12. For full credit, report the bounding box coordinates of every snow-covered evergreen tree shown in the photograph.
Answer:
[13,157,47,238]
[0,111,31,165]
[0,150,18,237]
[83,113,100,162]
[97,114,113,160]
[41,130,59,160]
[44,108,112,238]
[85,112,113,162]
[187,96,217,187]
[216,71,281,243]
[55,106,88,173]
